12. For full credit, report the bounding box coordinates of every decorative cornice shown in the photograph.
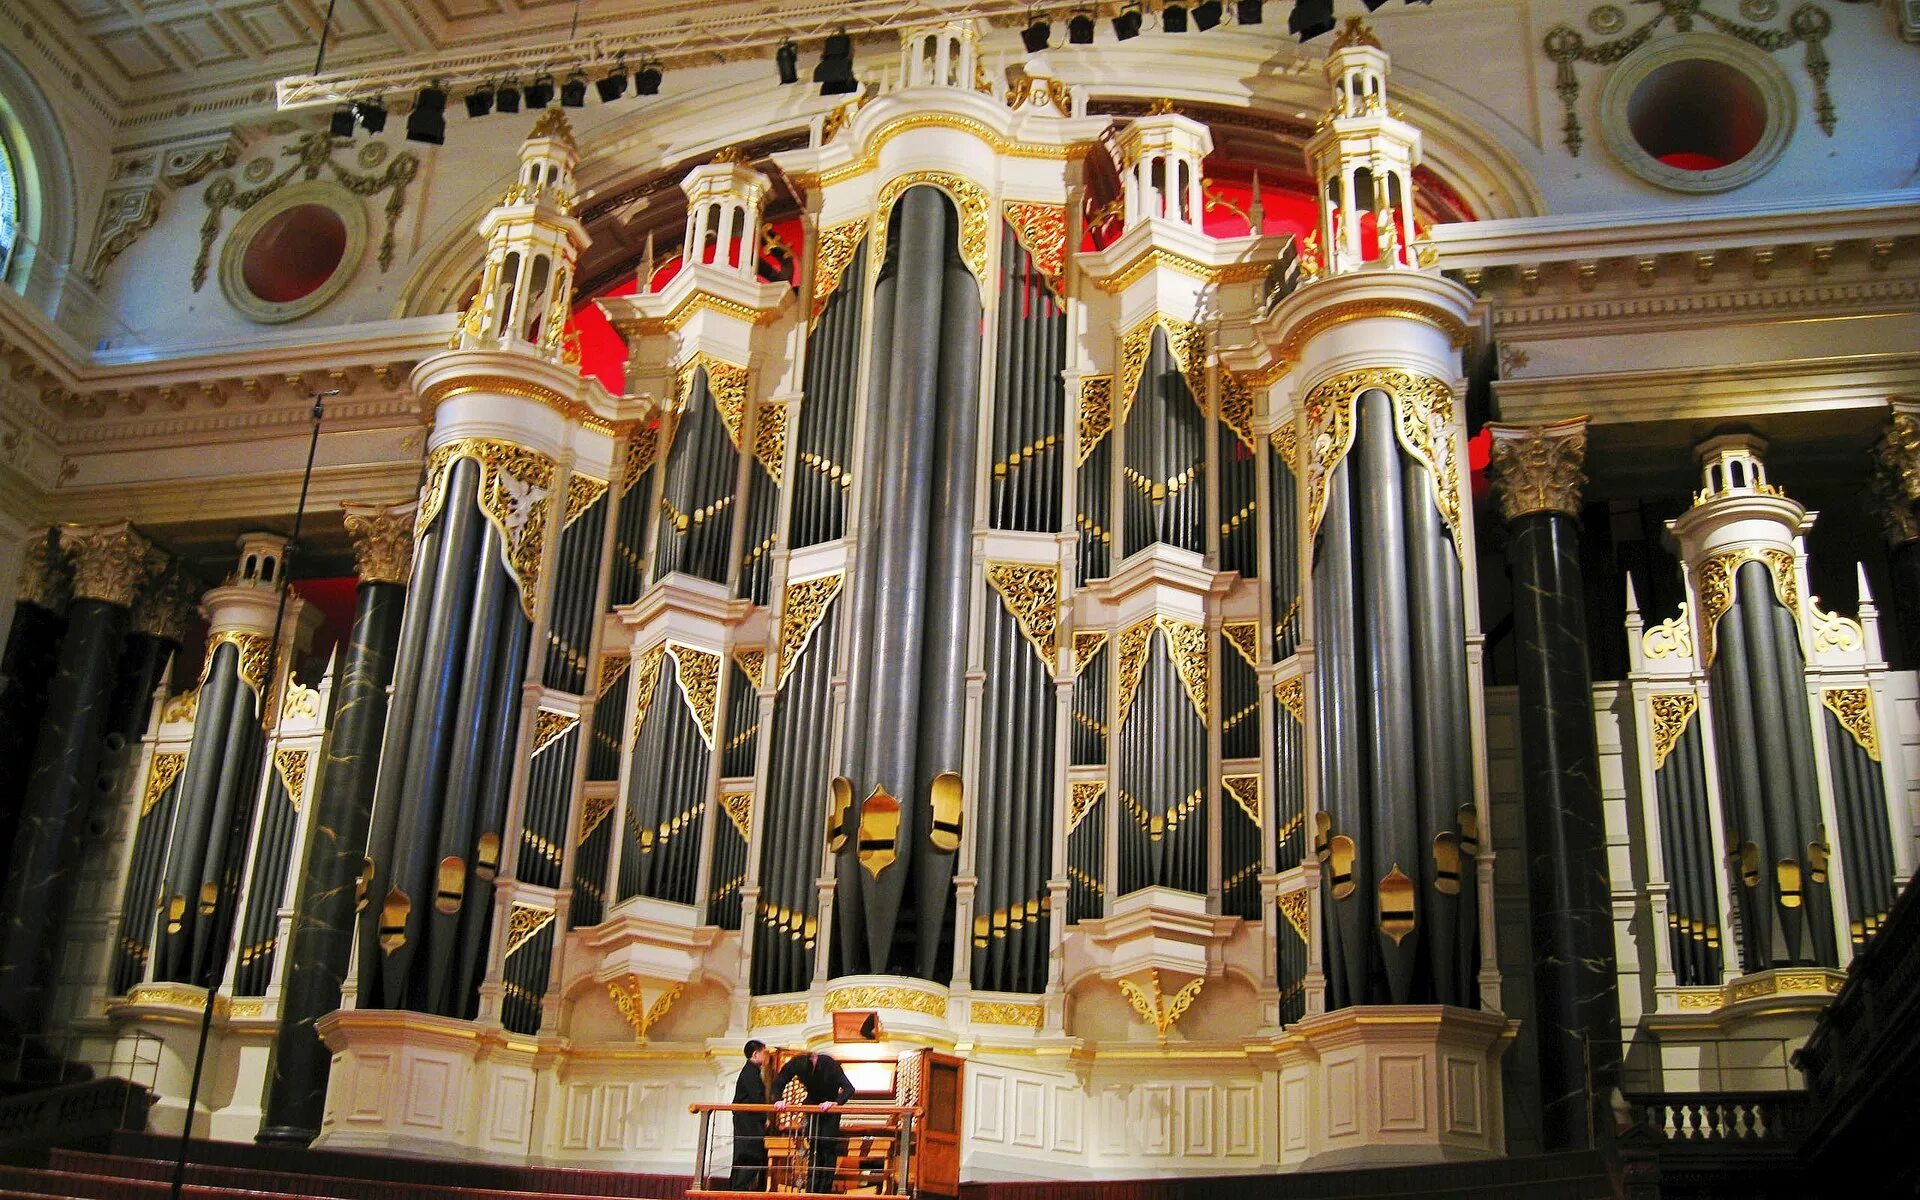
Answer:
[60,522,157,607]
[342,500,418,586]
[1486,418,1588,521]
[132,564,197,642]
[418,373,614,438]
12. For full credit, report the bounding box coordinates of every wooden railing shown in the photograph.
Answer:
[687,1103,918,1199]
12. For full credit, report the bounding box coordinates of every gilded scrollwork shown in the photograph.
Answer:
[1076,375,1115,465]
[1274,676,1307,725]
[609,977,685,1043]
[1222,621,1261,671]
[623,423,661,496]
[734,648,767,690]
[667,643,721,748]
[415,437,557,620]
[721,790,753,839]
[504,903,555,956]
[203,630,274,695]
[1486,420,1588,521]
[1270,421,1300,473]
[1278,890,1311,943]
[1219,372,1258,451]
[141,752,187,817]
[1822,687,1879,761]
[1158,616,1210,724]
[1068,780,1106,832]
[872,171,992,293]
[61,523,156,608]
[1297,369,1462,545]
[753,400,790,484]
[985,563,1060,670]
[1118,315,1208,429]
[810,220,868,326]
[629,644,668,741]
[971,1001,1044,1028]
[579,792,618,841]
[1223,775,1262,825]
[1649,692,1699,770]
[1808,596,1865,655]
[1693,546,1800,667]
[824,984,945,1017]
[275,749,310,811]
[532,709,579,757]
[1117,969,1204,1038]
[1003,201,1068,299]
[564,474,609,530]
[1114,617,1156,732]
[678,355,752,450]
[1642,604,1695,661]
[777,573,845,688]
[342,501,416,585]
[597,651,631,697]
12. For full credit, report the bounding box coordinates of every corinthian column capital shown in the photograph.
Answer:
[342,500,418,586]
[1485,418,1589,522]
[1869,402,1920,505]
[58,522,158,608]
[133,564,200,642]
[17,529,72,612]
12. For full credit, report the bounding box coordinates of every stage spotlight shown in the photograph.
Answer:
[353,100,387,133]
[1113,3,1143,38]
[497,81,521,112]
[405,85,446,144]
[1164,4,1189,32]
[1236,0,1264,21]
[776,40,799,84]
[1289,0,1335,38]
[464,87,494,117]
[1022,14,1051,51]
[1194,0,1224,28]
[329,106,356,138]
[525,74,555,108]
[815,32,857,95]
[596,65,629,102]
[1067,10,1096,42]
[635,61,663,95]
[561,72,587,107]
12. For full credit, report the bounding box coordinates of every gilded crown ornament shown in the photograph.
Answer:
[342,500,418,586]
[60,522,158,608]
[1486,418,1589,520]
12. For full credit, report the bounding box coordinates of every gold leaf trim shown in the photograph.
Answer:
[274,749,310,812]
[1693,546,1800,668]
[629,644,668,741]
[417,437,558,621]
[1076,375,1115,465]
[1389,375,1465,545]
[986,562,1060,670]
[753,399,790,485]
[141,752,186,817]
[720,789,753,839]
[1222,622,1261,671]
[1118,315,1208,431]
[1223,775,1261,825]
[504,903,555,957]
[579,792,618,841]
[623,424,660,496]
[777,573,844,689]
[1159,617,1210,724]
[1219,373,1257,451]
[1117,970,1204,1038]
[1278,891,1310,944]
[1823,687,1879,762]
[749,1000,807,1027]
[790,112,1089,193]
[971,1001,1043,1028]
[1275,677,1306,725]
[667,643,721,749]
[824,984,945,1017]
[203,630,273,695]
[1072,629,1108,675]
[677,355,752,451]
[1271,422,1300,472]
[809,220,868,325]
[596,652,631,698]
[565,473,608,529]
[609,976,684,1043]
[532,709,579,757]
[1649,692,1698,771]
[1003,201,1067,299]
[873,170,992,294]
[1069,780,1106,833]
[1276,299,1469,367]
[418,375,613,437]
[1114,618,1156,733]
[734,648,767,690]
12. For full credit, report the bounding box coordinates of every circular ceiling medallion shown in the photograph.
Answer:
[218,179,367,323]
[1598,33,1795,193]
[1588,5,1627,34]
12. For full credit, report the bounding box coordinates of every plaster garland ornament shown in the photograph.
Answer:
[60,522,157,608]
[1543,0,1836,158]
[1486,419,1589,521]
[342,500,417,586]
[192,132,418,291]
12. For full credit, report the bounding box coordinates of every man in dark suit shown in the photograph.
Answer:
[772,1049,857,1194]
[727,1040,770,1191]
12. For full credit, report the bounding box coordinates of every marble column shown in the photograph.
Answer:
[110,566,196,743]
[1486,420,1621,1152]
[1868,406,1920,669]
[0,522,156,1034]
[260,502,414,1146]
[0,533,71,875]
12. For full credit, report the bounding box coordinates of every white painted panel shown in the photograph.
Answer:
[403,1057,451,1129]
[1325,1056,1360,1137]
[1378,1053,1428,1132]
[1140,1084,1174,1156]
[600,1085,630,1150]
[973,1072,1006,1142]
[1054,1084,1084,1153]
[1224,1083,1258,1156]
[1012,1078,1046,1148]
[1280,1072,1309,1154]
[561,1084,593,1150]
[1445,1055,1484,1135]
[1181,1085,1215,1157]
[348,1054,388,1120]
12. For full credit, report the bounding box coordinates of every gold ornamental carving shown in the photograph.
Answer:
[565,474,609,530]
[749,1001,807,1027]
[1808,597,1865,656]
[1275,677,1307,725]
[1649,692,1699,770]
[824,985,946,1018]
[1270,422,1300,473]
[1118,315,1208,430]
[274,749,310,811]
[1693,546,1800,667]
[676,355,753,451]
[1076,375,1115,465]
[609,976,684,1044]
[132,566,197,642]
[623,423,661,496]
[1222,622,1261,671]
[1278,890,1311,944]
[1822,688,1879,761]
[531,709,579,757]
[1068,780,1106,832]
[872,171,992,293]
[1003,201,1068,299]
[789,111,1087,194]
[720,789,753,839]
[504,903,556,957]
[810,220,869,325]
[986,563,1060,670]
[1072,629,1108,675]
[777,573,844,688]
[61,523,156,607]
[1299,369,1461,546]
[753,400,790,485]
[17,531,70,612]
[1486,419,1588,521]
[161,689,198,724]
[734,648,768,690]
[417,375,613,438]
[629,644,669,741]
[1219,373,1257,451]
[1642,604,1695,661]
[141,752,187,817]
[1159,617,1210,723]
[1114,618,1156,731]
[1868,410,1920,545]
[579,792,618,841]
[596,651,631,698]
[1118,969,1204,1039]
[416,437,558,620]
[342,501,416,585]
[202,630,274,695]
[971,1001,1044,1029]
[668,643,721,748]
[1223,775,1262,825]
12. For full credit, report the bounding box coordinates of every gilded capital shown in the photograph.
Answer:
[343,500,418,586]
[1870,404,1920,503]
[16,529,72,612]
[59,522,158,608]
[1486,418,1588,521]
[133,565,200,643]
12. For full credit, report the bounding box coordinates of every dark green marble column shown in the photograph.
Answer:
[1866,410,1920,670]
[109,567,196,743]
[0,532,71,876]
[1487,421,1621,1152]
[260,502,413,1146]
[0,523,155,1034]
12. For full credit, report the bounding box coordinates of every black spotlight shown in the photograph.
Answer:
[465,87,494,118]
[814,32,857,95]
[525,74,555,108]
[1163,4,1189,32]
[1113,4,1143,39]
[596,64,629,102]
[405,85,446,144]
[1363,0,1390,8]
[497,81,521,112]
[561,72,587,107]
[1236,0,1264,21]
[1067,10,1096,42]
[1022,14,1051,52]
[1289,0,1335,38]
[354,99,387,133]
[1194,0,1224,28]
[776,40,799,84]
[635,61,663,95]
[329,106,356,137]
